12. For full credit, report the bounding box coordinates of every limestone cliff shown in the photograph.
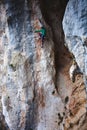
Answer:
[0,0,87,130]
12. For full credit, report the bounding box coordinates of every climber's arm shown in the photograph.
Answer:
[35,30,42,33]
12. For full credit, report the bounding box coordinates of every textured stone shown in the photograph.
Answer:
[0,0,65,130]
[0,0,87,130]
[63,0,87,129]
[63,0,87,74]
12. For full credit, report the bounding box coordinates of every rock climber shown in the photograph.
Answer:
[35,26,46,46]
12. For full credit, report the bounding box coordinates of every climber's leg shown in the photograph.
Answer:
[39,33,44,47]
[41,35,45,47]
[39,33,42,39]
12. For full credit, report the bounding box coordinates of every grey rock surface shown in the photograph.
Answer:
[63,1,87,128]
[0,0,64,130]
[63,0,87,74]
[0,0,87,130]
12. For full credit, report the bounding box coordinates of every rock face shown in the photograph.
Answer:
[63,0,87,79]
[0,0,87,130]
[63,0,87,129]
